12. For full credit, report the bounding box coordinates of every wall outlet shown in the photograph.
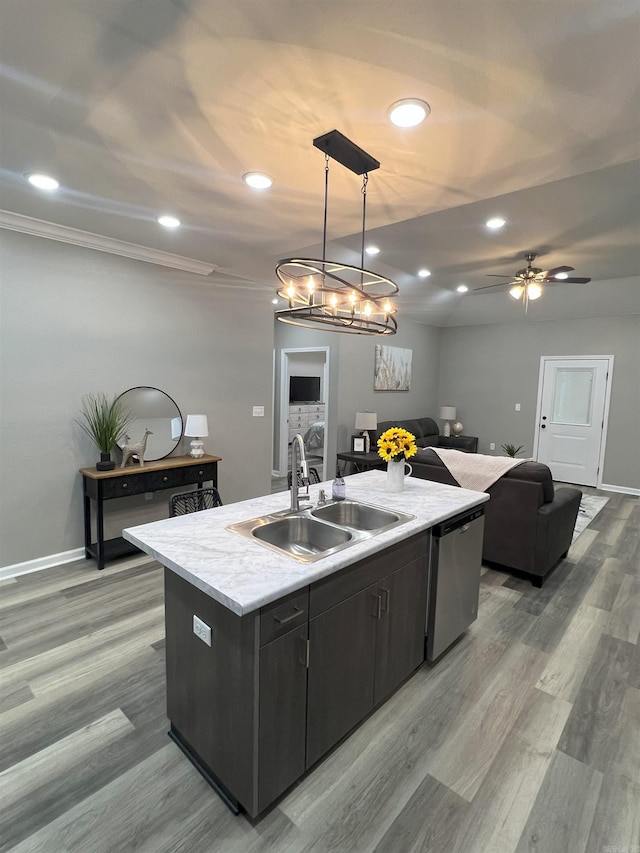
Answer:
[252,405,265,417]
[515,403,521,411]
[489,442,496,450]
[193,615,212,646]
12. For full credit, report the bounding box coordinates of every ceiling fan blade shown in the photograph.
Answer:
[544,265,574,278]
[472,281,514,294]
[485,274,512,278]
[545,276,591,286]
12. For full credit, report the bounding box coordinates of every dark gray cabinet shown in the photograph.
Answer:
[164,531,429,818]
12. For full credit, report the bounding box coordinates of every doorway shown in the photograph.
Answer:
[533,356,613,487]
[277,347,330,481]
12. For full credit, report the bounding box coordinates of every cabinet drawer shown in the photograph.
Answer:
[260,589,309,645]
[309,533,428,619]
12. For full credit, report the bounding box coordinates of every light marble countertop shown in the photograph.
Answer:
[123,470,489,616]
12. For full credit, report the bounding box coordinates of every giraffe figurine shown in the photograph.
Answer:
[120,429,153,468]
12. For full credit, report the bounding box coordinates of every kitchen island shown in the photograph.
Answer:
[124,470,488,818]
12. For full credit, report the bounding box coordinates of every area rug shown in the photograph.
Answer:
[572,495,609,542]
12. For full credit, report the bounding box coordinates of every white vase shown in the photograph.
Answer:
[386,458,412,492]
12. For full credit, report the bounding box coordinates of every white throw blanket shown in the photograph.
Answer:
[431,448,527,492]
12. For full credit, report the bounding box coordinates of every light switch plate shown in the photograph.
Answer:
[252,405,265,417]
[515,403,521,411]
[193,615,212,646]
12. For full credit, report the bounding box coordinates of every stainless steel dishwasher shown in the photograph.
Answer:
[426,505,485,661]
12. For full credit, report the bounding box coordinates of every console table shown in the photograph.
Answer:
[80,454,221,569]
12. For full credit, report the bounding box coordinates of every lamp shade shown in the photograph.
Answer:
[184,414,209,437]
[439,406,456,421]
[355,411,378,431]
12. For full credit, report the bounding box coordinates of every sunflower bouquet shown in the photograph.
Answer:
[377,426,418,463]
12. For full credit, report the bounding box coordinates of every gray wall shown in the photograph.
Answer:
[274,318,442,474]
[0,230,274,568]
[438,314,640,489]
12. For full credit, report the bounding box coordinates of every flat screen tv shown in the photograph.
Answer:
[289,375,321,403]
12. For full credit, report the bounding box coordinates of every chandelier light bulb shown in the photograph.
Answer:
[363,302,372,316]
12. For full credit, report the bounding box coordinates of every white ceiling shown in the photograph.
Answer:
[1,0,639,326]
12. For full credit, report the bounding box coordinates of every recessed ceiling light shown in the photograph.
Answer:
[486,217,506,230]
[243,172,273,190]
[554,272,569,280]
[27,173,59,191]
[157,215,181,228]
[388,99,431,128]
[456,284,469,293]
[365,245,380,255]
[417,268,431,278]
[271,298,279,305]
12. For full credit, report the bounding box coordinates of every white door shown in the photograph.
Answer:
[534,357,613,486]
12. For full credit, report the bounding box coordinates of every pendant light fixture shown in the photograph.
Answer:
[275,130,398,335]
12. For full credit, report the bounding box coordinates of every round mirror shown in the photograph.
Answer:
[115,386,183,462]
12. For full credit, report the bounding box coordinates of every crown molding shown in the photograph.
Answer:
[0,210,216,276]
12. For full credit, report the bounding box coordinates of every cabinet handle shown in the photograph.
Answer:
[380,587,390,613]
[275,606,303,625]
[372,593,382,620]
[122,483,128,489]
[163,476,169,482]
[301,638,310,669]
[198,470,204,475]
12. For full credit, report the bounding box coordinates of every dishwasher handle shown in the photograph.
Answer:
[433,506,484,538]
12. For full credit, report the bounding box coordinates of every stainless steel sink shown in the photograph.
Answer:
[252,516,352,558]
[227,498,415,563]
[311,500,404,531]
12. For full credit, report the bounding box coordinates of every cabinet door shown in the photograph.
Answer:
[258,625,308,811]
[373,557,428,706]
[306,587,377,768]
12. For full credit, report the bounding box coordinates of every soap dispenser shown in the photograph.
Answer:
[332,467,346,501]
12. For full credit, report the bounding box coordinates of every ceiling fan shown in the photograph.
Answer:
[473,252,591,306]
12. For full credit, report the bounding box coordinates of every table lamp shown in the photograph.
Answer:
[439,406,456,438]
[184,414,209,458]
[355,411,377,453]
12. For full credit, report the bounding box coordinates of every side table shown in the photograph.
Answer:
[80,454,221,569]
[336,451,386,475]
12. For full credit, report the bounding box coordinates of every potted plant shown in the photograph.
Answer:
[501,443,524,457]
[77,393,133,470]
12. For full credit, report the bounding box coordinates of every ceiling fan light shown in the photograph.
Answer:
[388,99,431,128]
[554,272,569,280]
[527,283,542,300]
[509,284,524,300]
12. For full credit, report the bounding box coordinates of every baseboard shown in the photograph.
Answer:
[600,483,640,497]
[0,547,85,581]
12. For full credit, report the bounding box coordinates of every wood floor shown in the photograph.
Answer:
[1,486,638,852]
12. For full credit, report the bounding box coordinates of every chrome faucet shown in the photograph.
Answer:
[290,433,310,512]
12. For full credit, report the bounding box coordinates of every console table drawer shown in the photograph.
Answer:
[100,462,217,499]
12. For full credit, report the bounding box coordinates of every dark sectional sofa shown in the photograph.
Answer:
[375,417,478,453]
[410,448,582,586]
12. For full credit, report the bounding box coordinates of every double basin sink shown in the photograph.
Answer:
[227,499,415,563]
